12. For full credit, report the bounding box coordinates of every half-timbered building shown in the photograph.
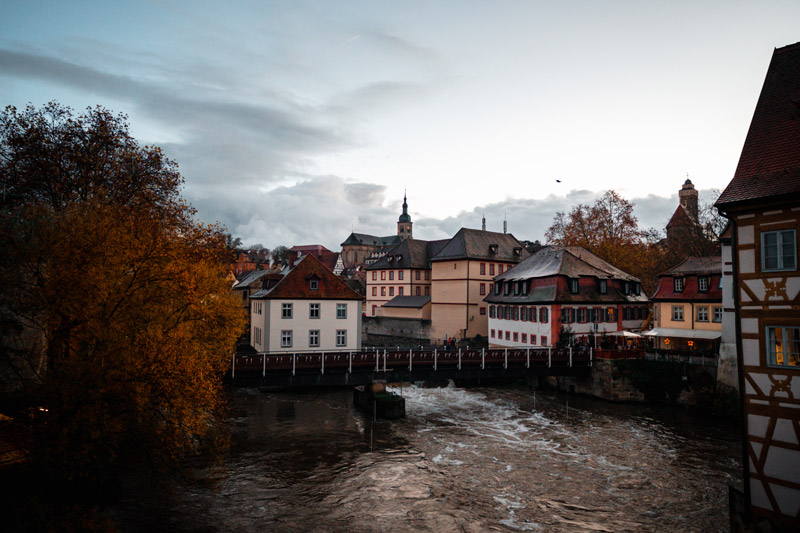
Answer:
[715,41,800,529]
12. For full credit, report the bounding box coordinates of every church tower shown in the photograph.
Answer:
[679,178,699,221]
[397,192,412,240]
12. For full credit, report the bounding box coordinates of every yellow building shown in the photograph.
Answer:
[429,228,528,342]
[646,257,722,355]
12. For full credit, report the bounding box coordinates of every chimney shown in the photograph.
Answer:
[482,214,486,232]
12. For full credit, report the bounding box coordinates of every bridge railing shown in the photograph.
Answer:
[230,346,592,378]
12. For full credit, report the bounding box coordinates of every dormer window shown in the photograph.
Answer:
[598,279,607,294]
[489,244,499,255]
[513,247,522,256]
[698,276,709,292]
[521,281,528,295]
[569,278,579,294]
[635,283,641,295]
[514,282,520,295]
[495,282,502,295]
[504,282,511,295]
[624,282,630,295]
[396,254,403,261]
[674,278,684,292]
[309,280,318,290]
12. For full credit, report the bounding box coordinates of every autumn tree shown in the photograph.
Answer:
[0,103,245,490]
[545,190,666,294]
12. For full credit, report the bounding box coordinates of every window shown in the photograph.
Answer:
[480,263,486,275]
[540,308,549,323]
[505,331,510,340]
[254,327,261,345]
[521,281,528,295]
[389,271,394,280]
[372,305,377,316]
[372,287,377,296]
[513,332,519,342]
[697,306,709,322]
[541,336,547,346]
[623,307,630,321]
[495,283,502,295]
[309,330,320,347]
[521,307,528,321]
[499,306,505,320]
[309,279,319,290]
[672,305,684,321]
[336,303,347,319]
[514,307,519,321]
[416,287,421,296]
[504,282,510,295]
[514,282,520,295]
[623,282,630,295]
[522,333,527,343]
[415,270,421,280]
[592,308,601,323]
[398,271,404,280]
[480,283,486,295]
[489,305,495,318]
[424,287,430,296]
[713,307,722,323]
[480,307,486,315]
[399,287,404,295]
[766,326,800,367]
[372,272,377,280]
[281,330,292,347]
[577,308,586,323]
[599,279,607,294]
[424,271,430,280]
[674,278,684,292]
[762,230,797,271]
[606,307,615,322]
[698,276,709,292]
[381,287,386,296]
[531,335,537,345]
[309,303,320,319]
[389,287,394,296]
[381,271,386,280]
[569,278,579,294]
[282,303,293,319]
[498,330,503,339]
[336,330,347,347]
[490,264,495,276]
[561,308,572,324]
[499,265,504,274]
[491,329,495,338]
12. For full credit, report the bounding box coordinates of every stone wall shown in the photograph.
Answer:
[363,316,432,347]
[549,358,645,402]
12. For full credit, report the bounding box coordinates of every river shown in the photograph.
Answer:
[116,384,741,532]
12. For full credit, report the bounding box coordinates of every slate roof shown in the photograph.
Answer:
[340,232,402,247]
[289,244,331,253]
[716,42,800,210]
[660,256,721,276]
[430,228,528,263]
[251,255,363,300]
[232,269,272,289]
[383,295,431,308]
[365,238,450,270]
[496,246,639,282]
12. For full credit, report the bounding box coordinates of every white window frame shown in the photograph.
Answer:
[282,303,293,319]
[674,278,684,292]
[309,329,320,347]
[336,303,347,319]
[336,329,347,347]
[761,229,797,272]
[281,330,293,348]
[672,305,684,321]
[698,276,709,292]
[713,307,723,323]
[697,306,709,322]
[309,303,320,319]
[766,326,800,368]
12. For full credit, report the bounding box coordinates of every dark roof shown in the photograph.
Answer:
[659,256,721,277]
[289,244,331,253]
[232,269,271,289]
[717,42,800,210]
[341,232,401,247]
[431,228,528,262]
[366,238,450,270]
[383,295,431,308]
[497,246,640,282]
[317,251,340,271]
[251,255,363,300]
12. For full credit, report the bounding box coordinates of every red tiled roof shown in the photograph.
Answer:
[251,255,363,300]
[717,42,800,209]
[665,205,697,229]
[318,251,340,271]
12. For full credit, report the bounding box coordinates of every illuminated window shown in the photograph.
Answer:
[381,287,386,296]
[766,326,800,367]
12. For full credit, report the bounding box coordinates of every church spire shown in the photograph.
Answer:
[397,191,412,240]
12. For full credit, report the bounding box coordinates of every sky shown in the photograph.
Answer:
[2,1,799,250]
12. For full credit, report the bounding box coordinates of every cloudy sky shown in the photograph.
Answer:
[2,1,799,249]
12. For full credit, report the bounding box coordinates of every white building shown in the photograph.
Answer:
[249,255,364,352]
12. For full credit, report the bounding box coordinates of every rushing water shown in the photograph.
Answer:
[117,384,741,532]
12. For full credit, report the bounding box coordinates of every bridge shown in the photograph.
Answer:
[228,346,592,387]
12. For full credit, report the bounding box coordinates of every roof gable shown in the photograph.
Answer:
[251,255,363,300]
[498,245,640,282]
[431,228,528,262]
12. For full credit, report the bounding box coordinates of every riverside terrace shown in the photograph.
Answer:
[227,346,592,387]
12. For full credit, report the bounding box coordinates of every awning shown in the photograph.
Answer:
[642,328,721,340]
[608,331,642,338]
